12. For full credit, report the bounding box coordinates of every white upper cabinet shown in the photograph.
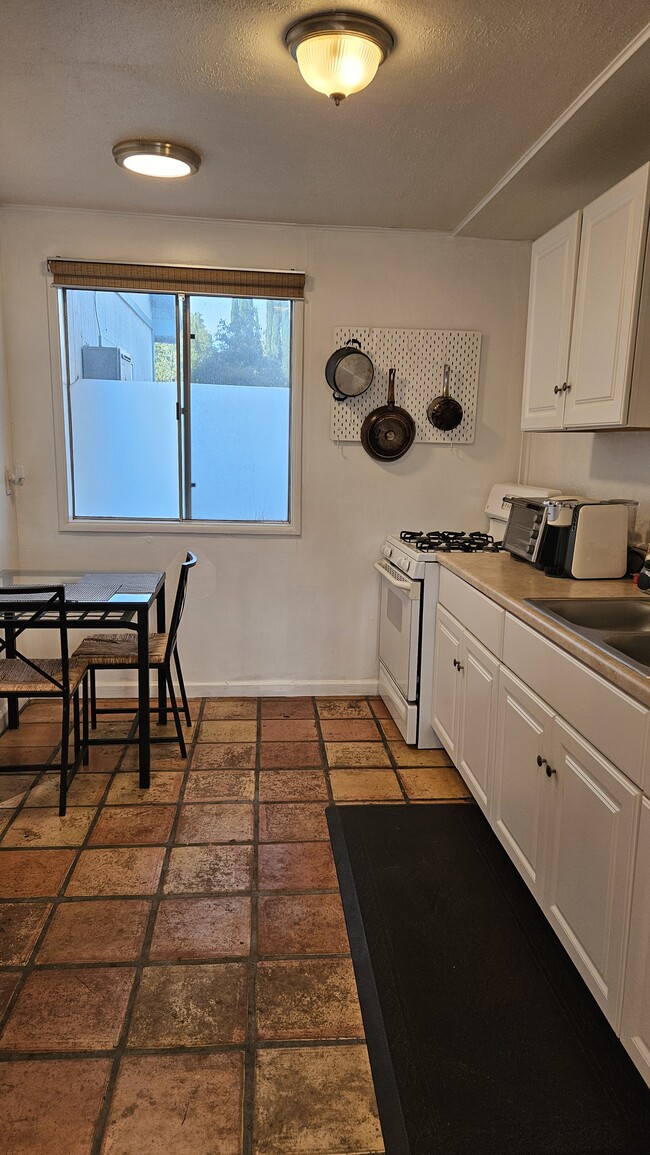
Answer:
[521,212,581,430]
[521,163,650,431]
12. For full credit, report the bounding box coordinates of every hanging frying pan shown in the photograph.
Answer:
[427,363,463,431]
[325,338,374,401]
[361,368,415,461]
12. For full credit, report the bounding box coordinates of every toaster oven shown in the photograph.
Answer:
[501,495,552,564]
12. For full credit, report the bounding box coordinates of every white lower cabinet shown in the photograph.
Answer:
[432,573,650,1078]
[621,798,650,1083]
[431,605,463,763]
[432,604,498,817]
[493,668,554,903]
[544,717,640,1029]
[458,629,499,816]
[494,682,640,1029]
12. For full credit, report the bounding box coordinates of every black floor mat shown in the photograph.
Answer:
[327,802,650,1155]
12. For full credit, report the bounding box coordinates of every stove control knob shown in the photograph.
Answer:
[381,545,392,559]
[402,559,411,573]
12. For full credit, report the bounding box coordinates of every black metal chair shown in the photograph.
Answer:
[0,585,88,815]
[72,552,197,758]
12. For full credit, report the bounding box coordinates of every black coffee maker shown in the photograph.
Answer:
[535,498,580,575]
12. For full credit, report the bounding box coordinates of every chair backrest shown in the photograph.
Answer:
[0,585,70,692]
[165,552,197,663]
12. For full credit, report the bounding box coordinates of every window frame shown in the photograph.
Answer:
[47,267,304,536]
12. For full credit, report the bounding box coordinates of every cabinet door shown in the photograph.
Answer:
[564,163,650,428]
[457,631,499,817]
[544,717,641,1028]
[621,797,650,1087]
[431,605,463,761]
[521,212,581,431]
[493,668,554,901]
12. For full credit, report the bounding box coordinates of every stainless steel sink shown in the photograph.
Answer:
[527,598,650,632]
[602,633,650,667]
[525,597,650,676]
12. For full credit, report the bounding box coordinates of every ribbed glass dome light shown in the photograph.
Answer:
[285,12,394,105]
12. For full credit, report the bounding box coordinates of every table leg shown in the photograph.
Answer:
[156,583,167,726]
[137,606,150,789]
[6,622,19,728]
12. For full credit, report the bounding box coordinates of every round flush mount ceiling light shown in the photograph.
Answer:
[284,11,394,105]
[112,140,202,178]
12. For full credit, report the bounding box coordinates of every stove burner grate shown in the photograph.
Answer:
[399,529,502,553]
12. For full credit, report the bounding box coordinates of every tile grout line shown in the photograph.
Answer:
[88,698,205,1155]
[313,695,336,807]
[0,711,126,1039]
[367,698,411,802]
[242,696,262,1155]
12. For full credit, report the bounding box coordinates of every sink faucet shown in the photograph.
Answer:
[639,547,650,593]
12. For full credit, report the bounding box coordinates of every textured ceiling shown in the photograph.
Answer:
[1,1,649,238]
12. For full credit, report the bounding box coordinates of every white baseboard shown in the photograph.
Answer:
[89,677,381,699]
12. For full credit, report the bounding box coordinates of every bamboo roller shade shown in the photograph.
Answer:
[47,259,305,300]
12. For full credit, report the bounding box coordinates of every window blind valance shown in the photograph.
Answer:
[47,259,306,300]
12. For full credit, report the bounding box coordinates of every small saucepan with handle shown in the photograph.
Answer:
[361,368,415,461]
[427,363,463,431]
[325,338,374,401]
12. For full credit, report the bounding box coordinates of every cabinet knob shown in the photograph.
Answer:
[553,385,561,394]
[456,663,464,672]
[453,658,458,668]
[563,382,571,392]
[536,755,547,768]
[546,765,557,778]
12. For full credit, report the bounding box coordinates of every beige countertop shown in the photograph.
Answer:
[436,552,650,709]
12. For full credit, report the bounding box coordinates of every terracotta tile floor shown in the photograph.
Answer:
[0,695,470,1155]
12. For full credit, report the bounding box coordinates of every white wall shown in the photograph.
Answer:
[0,236,19,569]
[0,206,529,694]
[524,432,650,550]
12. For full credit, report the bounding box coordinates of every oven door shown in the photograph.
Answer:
[374,559,421,702]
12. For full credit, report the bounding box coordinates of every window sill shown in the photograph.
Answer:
[58,516,300,537]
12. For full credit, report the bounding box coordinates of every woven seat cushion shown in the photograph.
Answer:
[73,631,168,666]
[0,657,87,695]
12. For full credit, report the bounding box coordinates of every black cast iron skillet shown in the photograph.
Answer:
[427,363,463,431]
[361,368,415,461]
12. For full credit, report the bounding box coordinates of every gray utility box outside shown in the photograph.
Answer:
[81,346,133,380]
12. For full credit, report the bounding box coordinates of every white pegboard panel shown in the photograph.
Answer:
[329,327,481,444]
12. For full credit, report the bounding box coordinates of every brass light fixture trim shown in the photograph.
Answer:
[284,11,395,105]
[112,140,202,178]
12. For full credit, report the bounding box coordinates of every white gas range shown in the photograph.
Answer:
[374,483,559,747]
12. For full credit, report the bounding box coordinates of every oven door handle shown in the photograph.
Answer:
[373,560,421,599]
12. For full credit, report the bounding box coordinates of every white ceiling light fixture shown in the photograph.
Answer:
[284,11,394,105]
[112,140,201,178]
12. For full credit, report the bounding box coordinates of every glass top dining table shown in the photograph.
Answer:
[0,568,167,788]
